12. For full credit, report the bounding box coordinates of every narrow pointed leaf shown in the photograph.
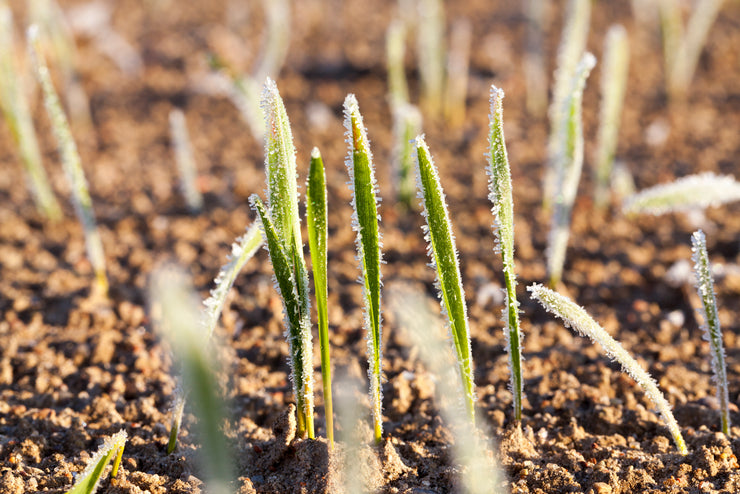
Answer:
[65,430,126,494]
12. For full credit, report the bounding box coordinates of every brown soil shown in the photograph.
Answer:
[1,0,740,493]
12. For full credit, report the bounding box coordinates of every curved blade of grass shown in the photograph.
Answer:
[546,52,596,287]
[150,267,234,494]
[691,230,730,435]
[623,172,740,216]
[528,283,688,454]
[0,3,60,220]
[344,94,383,444]
[306,147,333,447]
[65,430,126,494]
[166,223,263,454]
[414,135,475,424]
[487,86,524,421]
[28,25,108,297]
[251,196,314,437]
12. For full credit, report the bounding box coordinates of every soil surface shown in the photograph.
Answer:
[1,0,740,493]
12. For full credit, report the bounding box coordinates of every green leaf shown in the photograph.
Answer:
[414,135,475,424]
[528,283,688,455]
[251,195,314,437]
[306,147,333,447]
[65,430,126,494]
[691,230,730,435]
[344,94,383,443]
[488,86,524,421]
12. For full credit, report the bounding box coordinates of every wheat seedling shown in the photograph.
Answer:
[622,172,740,216]
[416,0,445,119]
[544,0,591,210]
[546,52,596,287]
[691,230,730,435]
[306,147,334,447]
[487,86,524,421]
[443,18,471,128]
[523,0,549,117]
[169,109,203,213]
[0,2,60,220]
[386,19,409,109]
[344,94,384,444]
[594,25,629,211]
[150,267,234,494]
[250,78,314,438]
[65,430,126,494]
[28,25,108,297]
[528,283,688,454]
[392,103,422,210]
[414,135,476,424]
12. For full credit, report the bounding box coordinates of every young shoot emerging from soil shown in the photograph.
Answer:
[344,94,384,444]
[65,430,126,494]
[691,230,730,435]
[528,283,688,455]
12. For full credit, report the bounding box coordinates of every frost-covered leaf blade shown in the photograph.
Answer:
[66,430,126,494]
[344,94,383,443]
[623,172,740,215]
[487,86,524,421]
[528,283,687,454]
[691,230,730,435]
[415,135,475,423]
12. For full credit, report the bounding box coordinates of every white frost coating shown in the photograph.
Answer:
[623,172,740,215]
[691,229,730,434]
[202,223,263,339]
[69,429,127,493]
[528,284,688,454]
[343,94,384,438]
[414,135,475,417]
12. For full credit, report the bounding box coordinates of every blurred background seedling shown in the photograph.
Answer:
[28,24,108,298]
[0,1,60,220]
[169,109,204,214]
[345,94,384,444]
[523,0,550,117]
[391,102,422,210]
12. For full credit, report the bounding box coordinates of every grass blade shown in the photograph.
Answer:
[691,230,730,435]
[487,86,524,421]
[150,267,234,494]
[0,2,60,220]
[251,196,314,437]
[392,103,422,210]
[169,109,203,213]
[344,94,384,444]
[623,172,740,215]
[414,135,475,424]
[306,147,333,447]
[528,283,688,454]
[65,430,126,494]
[28,24,108,297]
[546,52,596,287]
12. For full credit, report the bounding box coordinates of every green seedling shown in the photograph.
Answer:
[169,109,203,214]
[416,0,446,119]
[0,2,60,220]
[166,223,263,454]
[386,19,409,109]
[344,94,384,444]
[414,135,476,424]
[65,430,126,494]
[622,172,740,216]
[691,230,730,435]
[544,0,591,210]
[487,86,524,421]
[388,284,504,494]
[523,0,549,116]
[28,25,108,297]
[443,18,471,127]
[546,52,596,287]
[659,0,726,99]
[392,102,422,209]
[250,78,314,438]
[306,147,334,448]
[594,24,629,211]
[150,267,234,494]
[528,283,688,455]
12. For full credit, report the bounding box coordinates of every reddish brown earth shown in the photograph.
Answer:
[1,0,740,493]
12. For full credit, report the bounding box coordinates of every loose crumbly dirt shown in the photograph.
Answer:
[1,0,740,492]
